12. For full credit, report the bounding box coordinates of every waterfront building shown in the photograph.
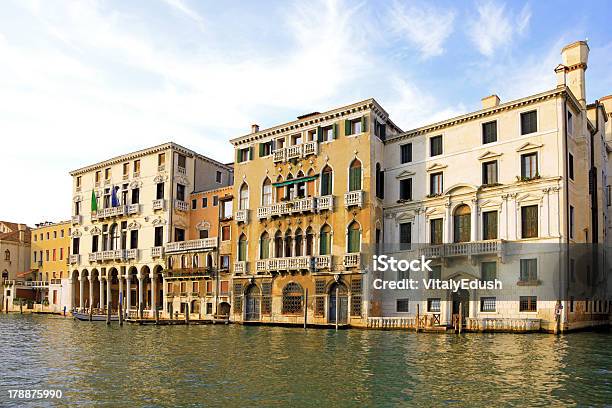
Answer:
[163,185,234,319]
[0,221,31,311]
[229,102,402,326]
[68,142,232,318]
[380,41,610,332]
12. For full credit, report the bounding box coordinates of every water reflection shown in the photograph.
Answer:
[0,315,610,407]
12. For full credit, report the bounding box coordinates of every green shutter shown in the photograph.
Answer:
[345,119,351,136]
[333,123,338,139]
[349,167,361,191]
[259,143,264,157]
[320,232,329,255]
[348,229,360,253]
[361,115,367,133]
[249,146,254,161]
[317,126,323,142]
[236,149,241,163]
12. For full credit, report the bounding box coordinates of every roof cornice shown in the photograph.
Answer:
[230,98,403,146]
[385,87,573,144]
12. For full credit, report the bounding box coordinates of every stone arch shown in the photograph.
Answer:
[282,282,303,315]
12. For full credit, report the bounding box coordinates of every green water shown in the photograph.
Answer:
[0,314,610,407]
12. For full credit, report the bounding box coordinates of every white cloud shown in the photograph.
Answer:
[388,1,456,59]
[468,1,531,57]
[161,0,205,27]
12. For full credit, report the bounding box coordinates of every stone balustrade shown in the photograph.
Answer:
[344,190,364,208]
[165,238,217,253]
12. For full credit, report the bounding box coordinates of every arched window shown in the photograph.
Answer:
[306,169,316,196]
[259,232,270,259]
[321,166,333,196]
[206,254,213,268]
[109,223,119,250]
[239,183,249,210]
[262,178,272,206]
[349,159,362,191]
[294,228,303,256]
[305,227,314,256]
[238,234,247,262]
[181,255,187,268]
[285,173,294,200]
[453,205,471,243]
[282,282,303,314]
[284,230,293,258]
[347,221,361,253]
[4,250,10,261]
[320,224,332,255]
[274,231,283,258]
[275,175,284,203]
[296,171,306,198]
[192,254,199,268]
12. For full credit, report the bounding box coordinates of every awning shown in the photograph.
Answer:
[273,175,318,187]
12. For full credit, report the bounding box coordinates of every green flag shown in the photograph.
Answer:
[91,190,98,212]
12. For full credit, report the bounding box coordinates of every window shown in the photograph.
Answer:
[221,225,230,241]
[133,160,141,174]
[238,235,247,262]
[177,154,186,169]
[191,199,197,210]
[4,250,10,261]
[237,147,252,163]
[347,222,361,253]
[61,230,64,238]
[520,259,538,282]
[262,178,272,206]
[259,232,270,259]
[520,110,537,135]
[521,153,538,179]
[481,262,496,281]
[430,135,443,156]
[567,110,573,135]
[396,299,409,313]
[482,161,498,185]
[399,178,412,201]
[104,168,111,180]
[375,163,384,199]
[156,182,164,200]
[480,297,496,312]
[321,166,333,196]
[519,296,537,312]
[346,117,364,135]
[428,265,441,280]
[400,143,412,164]
[260,141,273,156]
[216,171,222,183]
[291,133,303,145]
[213,196,218,206]
[239,183,249,210]
[319,125,335,142]
[430,219,443,245]
[482,121,497,144]
[521,205,538,238]
[349,159,362,191]
[199,229,209,239]
[91,235,99,252]
[568,153,574,180]
[176,184,185,201]
[46,250,49,261]
[475,208,495,239]
[130,230,138,249]
[427,298,441,312]
[453,205,471,243]
[282,282,304,314]
[399,222,411,250]
[375,121,386,139]
[131,188,140,205]
[74,201,81,216]
[430,172,443,195]
[76,176,81,188]
[123,163,129,176]
[72,237,80,255]
[95,171,101,184]
[202,197,207,208]
[174,228,185,242]
[569,206,575,239]
[220,255,230,270]
[158,153,165,167]
[222,200,233,219]
[319,225,331,255]
[52,249,56,261]
[154,226,163,247]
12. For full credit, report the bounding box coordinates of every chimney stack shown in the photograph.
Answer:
[481,94,500,109]
[560,40,589,108]
[251,124,259,133]
[18,224,26,243]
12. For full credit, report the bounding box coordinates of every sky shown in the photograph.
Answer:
[1,0,611,226]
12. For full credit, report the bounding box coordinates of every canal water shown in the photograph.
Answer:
[0,315,610,407]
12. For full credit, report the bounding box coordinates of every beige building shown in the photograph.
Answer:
[68,142,232,317]
[380,40,610,332]
[0,221,31,310]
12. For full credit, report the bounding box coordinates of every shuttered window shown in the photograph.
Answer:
[521,153,538,179]
[482,161,498,185]
[400,143,412,163]
[520,110,537,135]
[399,178,412,200]
[482,211,498,240]
[521,205,538,238]
[321,166,333,195]
[430,219,443,245]
[319,226,331,255]
[482,121,497,144]
[349,160,362,191]
[399,222,411,250]
[347,223,361,253]
[481,262,496,281]
[430,135,443,156]
[520,259,538,281]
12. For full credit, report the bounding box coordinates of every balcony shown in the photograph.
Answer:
[272,141,319,163]
[69,254,80,264]
[126,204,140,215]
[314,255,332,270]
[257,197,319,220]
[419,240,504,261]
[234,261,247,275]
[235,209,249,224]
[88,250,129,262]
[343,253,361,268]
[71,215,82,225]
[177,166,186,175]
[165,238,217,253]
[257,206,271,219]
[152,199,165,211]
[125,249,138,260]
[344,190,364,208]
[175,200,189,212]
[256,256,313,273]
[317,195,334,211]
[151,246,164,258]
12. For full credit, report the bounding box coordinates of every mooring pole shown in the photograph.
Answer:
[458,302,463,334]
[106,301,111,325]
[118,293,123,326]
[416,304,420,332]
[20,299,23,314]
[185,303,190,324]
[304,289,308,330]
[335,287,339,331]
[155,308,159,325]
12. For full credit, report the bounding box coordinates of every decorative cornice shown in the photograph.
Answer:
[478,151,503,161]
[516,142,543,152]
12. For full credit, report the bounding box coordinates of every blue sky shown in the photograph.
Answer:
[1,0,611,225]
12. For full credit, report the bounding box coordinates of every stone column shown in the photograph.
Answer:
[89,276,94,309]
[471,199,478,242]
[79,276,85,309]
[99,277,105,310]
[138,275,144,312]
[106,273,111,309]
[444,202,452,243]
[126,276,132,311]
[118,275,124,309]
[150,271,156,314]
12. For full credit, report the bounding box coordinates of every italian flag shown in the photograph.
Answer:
[91,190,97,212]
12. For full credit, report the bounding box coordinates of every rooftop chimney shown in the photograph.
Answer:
[18,224,26,243]
[251,124,259,133]
[560,40,589,108]
[481,94,500,109]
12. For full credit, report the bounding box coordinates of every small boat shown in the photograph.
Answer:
[72,309,120,322]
